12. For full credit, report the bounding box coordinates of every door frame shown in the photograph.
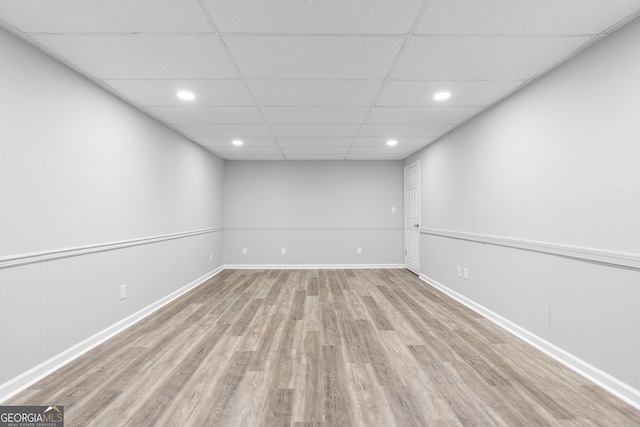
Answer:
[404,160,421,274]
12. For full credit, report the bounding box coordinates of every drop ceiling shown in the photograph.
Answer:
[1,0,639,160]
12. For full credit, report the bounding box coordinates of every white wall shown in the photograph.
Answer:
[224,161,404,266]
[0,27,225,395]
[405,17,640,405]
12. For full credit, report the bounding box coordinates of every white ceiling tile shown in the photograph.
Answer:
[377,80,524,107]
[216,153,286,161]
[366,107,482,125]
[224,36,403,79]
[390,36,592,80]
[196,137,278,147]
[204,0,424,34]
[210,146,282,155]
[271,125,361,138]
[277,138,354,147]
[32,34,238,79]
[360,124,454,137]
[286,154,347,160]
[348,146,417,154]
[262,107,370,124]
[146,106,263,125]
[104,79,255,107]
[175,124,272,138]
[345,153,409,160]
[416,0,640,35]
[281,146,349,155]
[353,137,435,147]
[246,80,383,106]
[0,0,212,33]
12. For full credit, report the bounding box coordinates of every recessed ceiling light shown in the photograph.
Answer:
[433,91,451,101]
[232,139,243,146]
[177,90,195,101]
[386,139,398,146]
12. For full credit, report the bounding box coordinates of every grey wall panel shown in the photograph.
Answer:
[421,232,640,391]
[224,161,404,265]
[225,228,403,265]
[421,234,551,340]
[548,259,640,389]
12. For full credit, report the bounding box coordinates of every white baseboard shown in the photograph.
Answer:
[419,273,640,410]
[0,265,224,403]
[224,263,404,270]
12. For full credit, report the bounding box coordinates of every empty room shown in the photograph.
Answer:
[2,1,640,425]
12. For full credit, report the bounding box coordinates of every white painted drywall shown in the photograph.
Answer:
[405,16,640,402]
[224,160,404,265]
[0,27,225,391]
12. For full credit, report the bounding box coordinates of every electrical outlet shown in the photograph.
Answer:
[281,247,286,254]
[391,207,396,214]
[242,248,248,255]
[209,252,213,261]
[463,268,469,280]
[357,247,362,254]
[120,284,127,300]
[457,266,462,277]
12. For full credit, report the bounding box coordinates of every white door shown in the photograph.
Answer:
[404,162,420,275]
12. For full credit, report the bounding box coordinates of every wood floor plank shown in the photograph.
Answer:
[124,322,231,427]
[321,344,354,427]
[270,318,301,390]
[290,290,306,321]
[325,270,346,312]
[377,284,460,362]
[320,303,341,347]
[346,362,397,427]
[304,295,321,333]
[293,331,323,423]
[248,313,285,371]
[151,334,242,427]
[261,388,294,427]
[6,268,640,426]
[194,350,253,426]
[338,315,370,364]
[360,295,394,331]
[229,298,264,336]
[225,368,270,426]
[307,277,319,297]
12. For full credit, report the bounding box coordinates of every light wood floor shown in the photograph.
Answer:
[6,269,640,426]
